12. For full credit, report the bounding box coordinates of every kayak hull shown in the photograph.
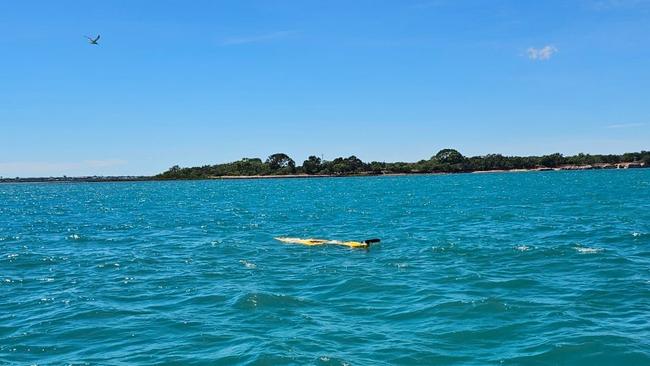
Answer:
[275,237,368,248]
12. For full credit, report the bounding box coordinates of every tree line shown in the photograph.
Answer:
[156,149,650,179]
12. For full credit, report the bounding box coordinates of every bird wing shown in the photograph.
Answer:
[94,35,101,42]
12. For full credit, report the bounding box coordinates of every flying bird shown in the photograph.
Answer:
[85,35,100,45]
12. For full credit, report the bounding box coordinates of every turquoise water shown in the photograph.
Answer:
[1,170,650,365]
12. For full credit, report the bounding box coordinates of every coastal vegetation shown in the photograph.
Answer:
[156,149,650,179]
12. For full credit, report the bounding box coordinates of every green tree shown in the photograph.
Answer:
[368,161,386,173]
[302,156,322,174]
[434,149,465,164]
[540,153,565,168]
[266,153,296,173]
[641,151,650,164]
[326,156,366,174]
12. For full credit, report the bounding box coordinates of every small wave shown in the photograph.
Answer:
[574,246,604,254]
[317,356,351,365]
[232,292,309,310]
[515,245,532,251]
[239,260,257,269]
[480,278,540,289]
[395,262,409,270]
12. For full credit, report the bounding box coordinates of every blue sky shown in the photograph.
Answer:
[1,0,649,177]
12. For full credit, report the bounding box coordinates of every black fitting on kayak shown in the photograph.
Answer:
[363,238,381,245]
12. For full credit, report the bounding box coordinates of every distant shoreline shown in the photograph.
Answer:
[1,163,647,184]
[155,149,650,180]
[205,163,647,179]
[7,149,646,183]
[0,176,153,184]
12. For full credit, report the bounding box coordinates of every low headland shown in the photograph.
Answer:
[2,149,648,183]
[157,148,649,180]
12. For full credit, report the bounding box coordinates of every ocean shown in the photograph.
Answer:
[1,170,649,365]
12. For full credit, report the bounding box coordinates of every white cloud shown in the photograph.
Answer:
[220,31,297,46]
[527,45,558,61]
[605,122,647,129]
[591,0,650,10]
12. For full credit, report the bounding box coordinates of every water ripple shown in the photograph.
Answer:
[1,170,649,364]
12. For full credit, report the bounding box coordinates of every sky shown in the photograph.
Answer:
[1,0,649,177]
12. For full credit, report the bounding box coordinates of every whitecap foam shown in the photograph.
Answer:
[239,260,257,269]
[574,246,603,254]
[395,262,409,269]
[515,245,531,251]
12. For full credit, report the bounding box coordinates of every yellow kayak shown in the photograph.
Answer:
[275,237,380,249]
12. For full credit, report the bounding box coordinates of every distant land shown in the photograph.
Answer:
[0,176,152,184]
[154,149,649,180]
[2,149,647,183]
